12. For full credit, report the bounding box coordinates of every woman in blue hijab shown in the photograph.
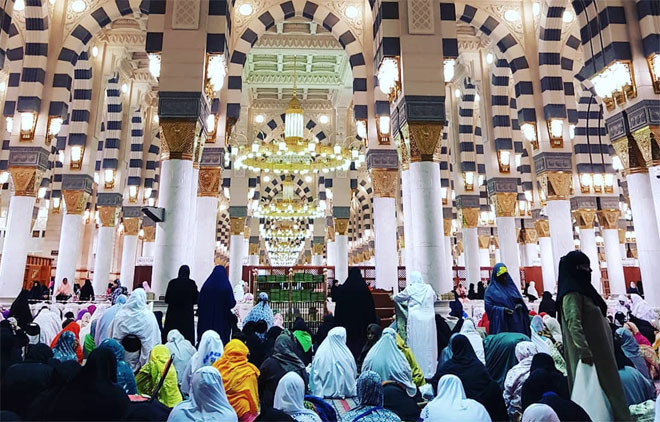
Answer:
[52,331,78,363]
[243,292,274,339]
[197,266,236,345]
[484,263,531,337]
[98,338,138,394]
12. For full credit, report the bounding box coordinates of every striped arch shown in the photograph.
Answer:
[255,115,327,145]
[574,86,614,177]
[457,77,477,174]
[490,56,515,154]
[227,0,368,120]
[101,75,121,177]
[1,26,24,171]
[127,108,144,187]
[538,0,568,122]
[49,0,147,117]
[261,174,314,204]
[67,50,92,148]
[49,118,69,201]
[455,4,536,124]
[17,0,49,113]
[144,130,160,198]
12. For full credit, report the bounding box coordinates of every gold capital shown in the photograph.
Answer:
[230,217,246,236]
[573,209,597,229]
[612,133,648,174]
[313,242,324,255]
[197,167,222,197]
[98,206,119,227]
[618,228,626,244]
[143,226,156,242]
[535,219,550,237]
[491,192,517,217]
[370,168,399,198]
[443,218,452,237]
[9,167,43,197]
[123,217,141,235]
[159,119,202,161]
[408,122,443,162]
[597,209,620,230]
[521,227,538,244]
[478,234,490,249]
[334,218,349,235]
[460,208,480,228]
[631,126,656,167]
[248,243,259,255]
[538,172,573,200]
[62,190,89,215]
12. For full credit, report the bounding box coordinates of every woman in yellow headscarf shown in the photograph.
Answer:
[135,345,183,407]
[213,339,260,421]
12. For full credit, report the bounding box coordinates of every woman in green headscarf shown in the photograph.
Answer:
[136,344,182,407]
[292,317,313,365]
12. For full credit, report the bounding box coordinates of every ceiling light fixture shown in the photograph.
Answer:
[14,0,25,11]
[562,10,574,23]
[239,3,253,15]
[504,9,520,22]
[319,114,329,124]
[255,114,265,124]
[486,53,494,64]
[148,54,161,79]
[91,46,99,57]
[532,2,540,16]
[345,5,358,19]
[71,0,86,12]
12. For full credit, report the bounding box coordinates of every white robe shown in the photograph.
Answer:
[167,366,237,422]
[165,329,197,386]
[394,271,437,377]
[460,319,486,365]
[274,372,322,422]
[309,327,357,398]
[180,330,224,396]
[421,374,491,422]
[522,404,560,422]
[32,307,61,346]
[362,327,417,396]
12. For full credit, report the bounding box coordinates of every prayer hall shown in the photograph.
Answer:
[0,0,659,420]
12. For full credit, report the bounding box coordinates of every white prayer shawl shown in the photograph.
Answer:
[522,404,560,422]
[167,367,238,422]
[95,297,126,345]
[631,294,657,324]
[111,289,161,371]
[421,374,491,422]
[32,307,61,345]
[503,341,538,416]
[362,327,417,396]
[530,316,552,355]
[527,282,539,299]
[274,372,322,422]
[460,319,486,365]
[309,327,357,398]
[181,330,224,396]
[543,315,563,343]
[166,329,197,386]
[393,271,437,377]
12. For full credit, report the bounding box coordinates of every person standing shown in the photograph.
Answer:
[197,266,236,345]
[484,263,531,337]
[557,250,630,421]
[163,265,199,343]
[79,279,95,301]
[393,271,437,377]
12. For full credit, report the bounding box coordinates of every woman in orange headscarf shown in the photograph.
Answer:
[50,320,83,363]
[213,339,260,422]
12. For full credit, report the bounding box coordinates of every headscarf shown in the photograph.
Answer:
[273,313,284,328]
[459,319,485,364]
[197,266,236,345]
[538,292,556,317]
[421,374,491,422]
[449,292,464,318]
[522,404,560,422]
[32,306,61,345]
[51,321,82,363]
[484,263,530,337]
[95,294,127,345]
[362,327,416,396]
[271,333,306,373]
[556,250,607,319]
[529,315,552,354]
[212,339,260,418]
[624,321,651,346]
[630,294,657,324]
[29,281,43,300]
[52,331,78,363]
[542,315,562,343]
[165,329,197,384]
[76,309,89,322]
[8,289,32,329]
[476,282,486,299]
[520,354,570,410]
[181,330,224,395]
[484,332,530,389]
[98,338,138,394]
[111,288,161,370]
[310,326,357,398]
[274,372,321,422]
[358,323,383,367]
[617,327,653,380]
[314,314,335,347]
[111,279,124,304]
[168,366,238,422]
[233,280,246,302]
[503,342,538,416]
[137,344,183,407]
[292,318,313,353]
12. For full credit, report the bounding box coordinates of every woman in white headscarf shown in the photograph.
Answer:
[111,289,161,370]
[503,341,538,418]
[421,374,491,422]
[95,295,127,345]
[165,329,197,386]
[631,294,657,325]
[167,366,237,422]
[362,327,417,397]
[32,305,62,345]
[180,330,224,396]
[542,315,562,344]
[309,326,357,398]
[393,271,437,377]
[522,404,560,422]
[529,315,566,375]
[274,372,321,422]
[460,319,485,365]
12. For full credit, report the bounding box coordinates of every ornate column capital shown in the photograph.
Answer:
[611,133,648,174]
[143,226,156,242]
[408,122,443,162]
[248,243,259,255]
[521,228,538,244]
[230,216,246,236]
[459,207,479,229]
[631,125,660,167]
[123,217,141,235]
[535,219,551,237]
[312,242,324,255]
[62,190,90,215]
[98,206,119,227]
[491,192,517,217]
[538,171,573,201]
[9,167,44,197]
[597,209,621,230]
[573,209,597,229]
[478,234,491,249]
[618,228,626,244]
[159,118,203,161]
[443,218,452,237]
[197,167,222,197]
[370,168,399,198]
[334,218,349,235]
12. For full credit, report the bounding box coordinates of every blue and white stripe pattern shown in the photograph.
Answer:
[0,0,16,69]
[67,49,92,148]
[127,108,143,188]
[539,1,567,122]
[574,91,613,175]
[101,75,121,181]
[49,117,69,202]
[144,130,160,200]
[458,77,476,175]
[95,122,104,173]
[3,23,22,121]
[490,58,514,156]
[636,0,660,57]
[261,175,313,204]
[18,0,48,114]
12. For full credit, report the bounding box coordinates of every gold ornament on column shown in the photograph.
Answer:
[538,172,573,200]
[98,206,119,227]
[612,132,648,175]
[491,192,517,217]
[478,235,490,249]
[230,217,246,236]
[370,168,398,198]
[143,226,156,242]
[631,126,659,167]
[460,208,479,229]
[159,119,202,160]
[618,228,627,244]
[123,217,141,236]
[407,122,444,162]
[9,167,44,197]
[443,218,452,237]
[573,209,597,229]
[62,190,89,215]
[522,227,538,244]
[248,243,259,255]
[534,219,551,237]
[597,209,620,230]
[197,167,222,197]
[312,242,324,255]
[327,229,335,242]
[334,218,349,235]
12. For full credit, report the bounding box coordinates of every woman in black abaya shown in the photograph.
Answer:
[331,267,378,358]
[197,265,236,345]
[163,265,199,343]
[8,289,33,330]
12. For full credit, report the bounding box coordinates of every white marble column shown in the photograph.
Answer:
[408,162,450,294]
[311,255,323,266]
[444,234,453,286]
[627,173,660,305]
[335,234,349,283]
[249,253,260,266]
[495,216,521,287]
[119,234,138,292]
[327,240,336,268]
[54,213,85,291]
[546,199,575,275]
[186,167,199,266]
[495,248,502,264]
[538,235,555,294]
[579,227,602,294]
[228,234,246,287]
[152,159,194,296]
[649,165,660,236]
[192,196,218,287]
[0,196,35,297]
[602,228,626,296]
[522,243,538,266]
[401,170,415,282]
[93,225,116,294]
[463,226,480,287]
[373,196,398,292]
[479,247,490,267]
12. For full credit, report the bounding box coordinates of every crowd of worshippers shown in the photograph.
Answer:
[1,251,659,421]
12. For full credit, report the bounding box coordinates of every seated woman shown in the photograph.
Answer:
[616,327,653,382]
[431,334,508,422]
[213,339,260,422]
[362,328,417,398]
[460,319,486,365]
[421,374,491,422]
[273,372,321,422]
[394,332,425,387]
[165,329,197,387]
[259,334,307,410]
[342,371,401,422]
[529,316,566,375]
[180,330,224,396]
[623,322,658,379]
[484,332,531,389]
[309,326,357,398]
[356,323,382,373]
[98,338,138,395]
[523,369,590,422]
[521,353,570,411]
[292,318,313,366]
[503,342,538,418]
[614,336,656,406]
[136,344,183,408]
[51,320,83,363]
[52,331,80,364]
[167,366,238,422]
